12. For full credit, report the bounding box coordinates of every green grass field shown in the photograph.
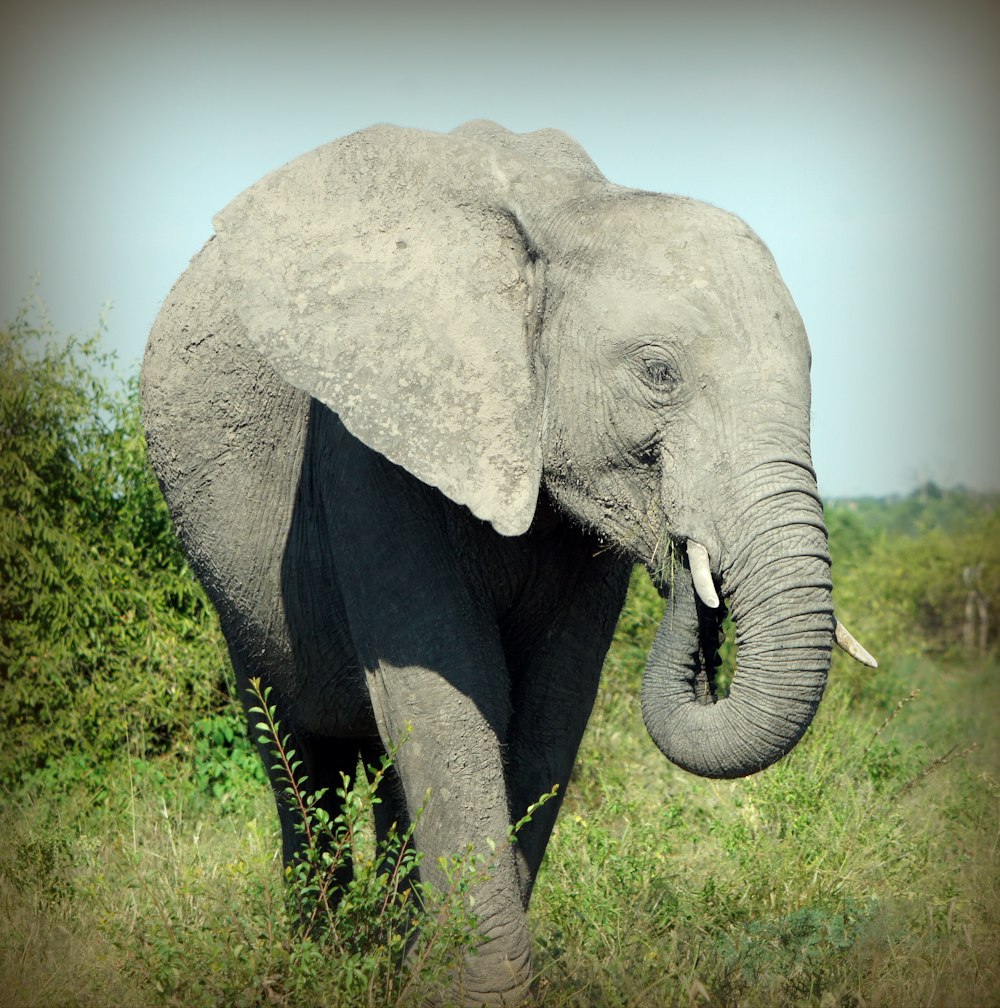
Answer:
[2,606,996,1007]
[2,320,998,1006]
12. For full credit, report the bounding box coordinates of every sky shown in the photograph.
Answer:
[2,0,998,498]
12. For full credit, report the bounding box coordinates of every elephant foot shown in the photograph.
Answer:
[404,914,533,1007]
[425,932,533,1007]
[450,958,533,1007]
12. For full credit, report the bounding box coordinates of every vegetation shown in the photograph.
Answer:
[1,314,997,1006]
[0,311,231,792]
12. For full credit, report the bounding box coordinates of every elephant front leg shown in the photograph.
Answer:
[366,659,533,1007]
[322,436,537,1003]
[504,554,631,905]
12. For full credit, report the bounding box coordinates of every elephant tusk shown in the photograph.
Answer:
[687,540,720,609]
[835,620,878,668]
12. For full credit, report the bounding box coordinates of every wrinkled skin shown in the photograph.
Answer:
[142,121,835,1006]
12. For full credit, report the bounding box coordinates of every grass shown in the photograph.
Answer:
[1,601,997,1006]
[0,688,481,1008]
[530,647,1000,1007]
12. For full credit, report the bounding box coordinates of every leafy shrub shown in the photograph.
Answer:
[188,710,267,808]
[243,677,485,1006]
[828,497,999,670]
[0,310,231,787]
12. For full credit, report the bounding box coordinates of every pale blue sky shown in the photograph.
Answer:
[3,0,997,497]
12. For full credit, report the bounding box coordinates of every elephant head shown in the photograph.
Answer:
[213,120,872,780]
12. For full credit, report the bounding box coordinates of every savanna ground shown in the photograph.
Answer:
[2,313,998,1007]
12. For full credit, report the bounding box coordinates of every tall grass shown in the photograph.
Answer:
[3,631,995,1005]
[0,694,479,1008]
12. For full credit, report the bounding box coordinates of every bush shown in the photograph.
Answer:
[0,309,231,788]
[828,496,999,671]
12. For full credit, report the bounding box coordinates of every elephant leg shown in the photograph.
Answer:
[505,555,631,905]
[365,658,533,1006]
[322,424,535,1003]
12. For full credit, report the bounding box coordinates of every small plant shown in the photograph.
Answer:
[246,676,483,1005]
[189,711,267,808]
[713,900,874,1005]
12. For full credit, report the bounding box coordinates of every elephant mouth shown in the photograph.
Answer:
[691,590,728,704]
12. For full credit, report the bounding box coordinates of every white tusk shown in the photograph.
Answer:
[686,540,720,608]
[835,620,878,668]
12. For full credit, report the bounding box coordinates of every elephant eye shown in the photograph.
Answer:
[640,357,678,391]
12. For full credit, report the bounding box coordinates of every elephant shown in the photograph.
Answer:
[141,120,875,1006]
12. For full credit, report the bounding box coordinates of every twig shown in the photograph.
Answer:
[897,742,980,797]
[864,689,920,755]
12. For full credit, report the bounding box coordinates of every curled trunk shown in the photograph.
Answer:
[642,490,834,779]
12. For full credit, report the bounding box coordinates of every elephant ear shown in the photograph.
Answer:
[213,122,602,535]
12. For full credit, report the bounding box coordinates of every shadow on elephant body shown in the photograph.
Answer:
[272,396,631,874]
[277,400,627,738]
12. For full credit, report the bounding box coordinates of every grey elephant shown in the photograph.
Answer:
[142,120,874,1006]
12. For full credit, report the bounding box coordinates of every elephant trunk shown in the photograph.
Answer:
[641,482,834,779]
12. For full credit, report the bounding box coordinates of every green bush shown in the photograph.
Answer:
[188,710,267,809]
[829,497,999,671]
[0,310,231,788]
